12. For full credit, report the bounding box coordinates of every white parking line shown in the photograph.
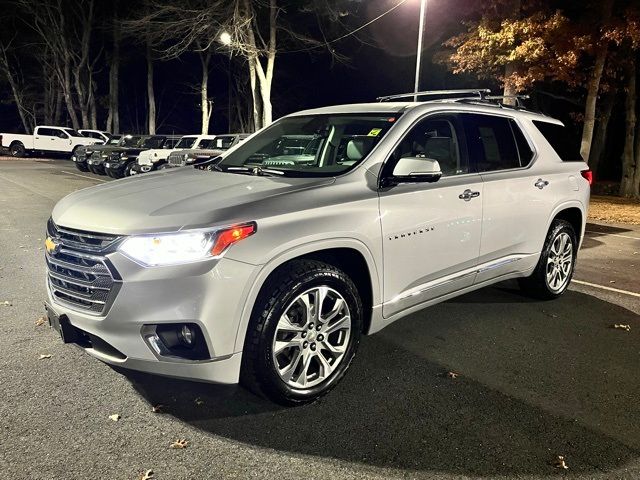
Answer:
[572,279,640,298]
[63,170,108,183]
[585,230,640,241]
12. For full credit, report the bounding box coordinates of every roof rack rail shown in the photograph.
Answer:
[377,89,491,102]
[485,94,530,108]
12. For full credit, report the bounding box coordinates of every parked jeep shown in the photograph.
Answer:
[103,135,180,178]
[45,90,591,406]
[73,135,122,172]
[166,133,249,168]
[132,135,217,174]
[86,135,145,174]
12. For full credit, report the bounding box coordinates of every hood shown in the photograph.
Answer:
[52,167,335,235]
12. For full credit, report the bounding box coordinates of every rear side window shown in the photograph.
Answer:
[463,114,531,171]
[37,128,54,137]
[532,121,583,161]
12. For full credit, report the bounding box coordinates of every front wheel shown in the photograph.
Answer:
[241,260,362,406]
[519,219,577,299]
[75,163,89,172]
[124,162,135,177]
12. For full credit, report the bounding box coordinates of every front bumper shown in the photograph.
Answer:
[131,163,153,174]
[45,248,258,384]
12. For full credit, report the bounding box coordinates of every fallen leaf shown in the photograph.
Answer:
[109,414,121,422]
[170,438,189,449]
[39,354,52,359]
[609,280,616,284]
[1,301,11,306]
[151,404,165,413]
[194,397,204,406]
[439,371,459,379]
[553,455,568,470]
[138,469,154,480]
[35,316,47,327]
[613,324,631,332]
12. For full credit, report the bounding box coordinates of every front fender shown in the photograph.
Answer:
[231,237,382,353]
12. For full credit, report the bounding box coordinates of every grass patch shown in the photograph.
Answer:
[589,195,640,225]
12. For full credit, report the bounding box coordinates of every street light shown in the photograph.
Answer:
[413,0,427,101]
[219,31,232,46]
[219,31,233,133]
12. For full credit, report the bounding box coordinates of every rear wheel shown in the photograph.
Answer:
[519,219,577,299]
[157,162,169,170]
[10,142,25,158]
[241,259,362,406]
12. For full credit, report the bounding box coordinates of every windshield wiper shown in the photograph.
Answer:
[225,166,286,177]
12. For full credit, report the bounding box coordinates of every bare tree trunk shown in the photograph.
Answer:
[89,78,97,129]
[620,59,636,197]
[54,90,63,125]
[254,0,276,126]
[588,88,616,175]
[580,0,613,161]
[0,46,31,133]
[247,57,261,131]
[62,56,80,130]
[107,7,120,133]
[199,50,211,134]
[146,39,156,134]
[633,121,640,199]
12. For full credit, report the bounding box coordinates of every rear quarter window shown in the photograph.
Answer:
[532,121,583,161]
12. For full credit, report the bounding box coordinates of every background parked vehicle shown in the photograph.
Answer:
[79,129,112,143]
[104,135,179,178]
[133,134,217,174]
[87,135,145,174]
[166,133,249,168]
[1,126,102,159]
[72,135,122,172]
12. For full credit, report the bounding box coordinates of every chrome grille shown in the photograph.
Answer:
[167,152,185,166]
[46,219,122,316]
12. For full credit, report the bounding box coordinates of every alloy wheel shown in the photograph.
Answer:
[546,232,573,292]
[272,286,351,389]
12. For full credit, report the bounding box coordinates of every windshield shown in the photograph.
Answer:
[64,128,81,137]
[119,135,143,147]
[108,136,121,145]
[217,114,398,176]
[213,136,237,150]
[196,138,217,149]
[142,136,166,149]
[174,136,197,149]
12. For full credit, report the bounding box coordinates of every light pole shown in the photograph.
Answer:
[413,0,427,101]
[219,31,233,133]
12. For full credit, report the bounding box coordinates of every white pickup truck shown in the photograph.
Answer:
[1,126,102,158]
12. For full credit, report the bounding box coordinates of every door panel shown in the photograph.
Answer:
[379,176,483,317]
[378,112,483,318]
[461,113,556,283]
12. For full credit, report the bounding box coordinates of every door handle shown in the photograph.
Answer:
[534,178,549,189]
[459,189,480,201]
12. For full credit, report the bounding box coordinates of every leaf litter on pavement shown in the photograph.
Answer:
[169,439,189,449]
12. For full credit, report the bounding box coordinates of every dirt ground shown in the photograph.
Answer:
[589,195,640,225]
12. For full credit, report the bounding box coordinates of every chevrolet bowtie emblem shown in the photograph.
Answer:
[45,237,59,254]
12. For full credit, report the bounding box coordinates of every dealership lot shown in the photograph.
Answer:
[1,158,639,479]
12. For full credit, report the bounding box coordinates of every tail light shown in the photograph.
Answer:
[580,169,593,186]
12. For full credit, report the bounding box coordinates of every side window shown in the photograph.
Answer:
[37,128,54,137]
[463,114,523,171]
[389,114,468,177]
[510,120,534,165]
[532,120,582,161]
[51,129,68,139]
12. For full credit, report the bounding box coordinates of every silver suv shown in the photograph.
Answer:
[44,90,591,405]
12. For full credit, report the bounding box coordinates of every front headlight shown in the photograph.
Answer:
[118,223,256,267]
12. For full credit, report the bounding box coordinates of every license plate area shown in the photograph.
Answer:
[45,304,83,344]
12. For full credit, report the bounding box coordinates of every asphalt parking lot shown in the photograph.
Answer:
[1,158,639,480]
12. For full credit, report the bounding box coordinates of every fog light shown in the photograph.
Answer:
[179,324,195,346]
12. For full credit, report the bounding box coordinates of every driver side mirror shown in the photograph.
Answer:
[387,157,442,186]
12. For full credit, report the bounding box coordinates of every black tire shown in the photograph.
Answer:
[518,219,577,300]
[156,161,168,170]
[10,142,25,158]
[241,259,363,406]
[124,162,135,177]
[70,146,80,160]
[75,163,89,172]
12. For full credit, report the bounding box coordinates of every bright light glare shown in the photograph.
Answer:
[219,31,232,46]
[119,231,216,267]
